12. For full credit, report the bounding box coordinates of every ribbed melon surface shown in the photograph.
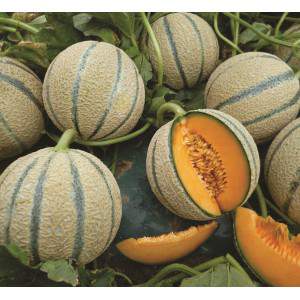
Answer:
[43,41,145,140]
[205,52,300,143]
[0,148,122,265]
[148,12,219,90]
[0,57,44,160]
[264,118,300,224]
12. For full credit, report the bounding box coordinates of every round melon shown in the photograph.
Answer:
[0,57,44,160]
[0,147,122,265]
[146,109,260,221]
[205,52,300,143]
[264,118,300,224]
[148,12,219,90]
[274,24,300,71]
[235,207,300,286]
[43,41,145,140]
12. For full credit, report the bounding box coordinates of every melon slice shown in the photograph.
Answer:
[235,207,300,287]
[116,221,217,265]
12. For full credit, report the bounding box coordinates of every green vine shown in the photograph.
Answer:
[156,102,186,127]
[53,129,77,152]
[255,184,268,218]
[274,12,289,37]
[0,17,39,34]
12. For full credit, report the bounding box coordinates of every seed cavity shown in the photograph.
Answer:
[182,126,227,201]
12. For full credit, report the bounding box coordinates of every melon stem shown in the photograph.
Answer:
[255,185,268,218]
[0,17,39,34]
[54,129,77,152]
[139,12,164,88]
[156,102,186,127]
[225,253,252,281]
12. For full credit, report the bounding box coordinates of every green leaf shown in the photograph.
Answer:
[109,12,135,39]
[180,263,255,287]
[133,53,153,83]
[5,244,30,266]
[239,22,272,45]
[91,268,132,287]
[40,260,78,287]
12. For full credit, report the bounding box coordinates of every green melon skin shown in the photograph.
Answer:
[274,25,300,71]
[0,148,122,265]
[146,109,260,221]
[0,57,44,160]
[205,52,300,144]
[148,12,219,90]
[264,118,300,224]
[43,41,145,141]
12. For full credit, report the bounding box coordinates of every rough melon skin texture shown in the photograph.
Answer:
[274,25,300,71]
[0,57,44,160]
[146,109,260,221]
[235,207,300,287]
[264,118,300,224]
[43,41,145,140]
[205,52,300,143]
[148,12,219,90]
[0,148,122,265]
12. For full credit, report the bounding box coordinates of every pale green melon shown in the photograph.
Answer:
[0,147,122,265]
[148,12,219,90]
[146,109,260,221]
[0,57,44,160]
[274,24,300,71]
[205,52,300,143]
[43,41,145,141]
[264,118,300,224]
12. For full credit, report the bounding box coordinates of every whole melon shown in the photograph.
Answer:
[274,24,300,71]
[0,147,122,265]
[264,118,300,224]
[43,41,145,141]
[148,12,219,90]
[146,109,260,221]
[205,52,300,143]
[0,57,44,160]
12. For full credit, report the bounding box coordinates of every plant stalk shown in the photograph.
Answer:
[0,17,39,34]
[54,129,77,152]
[274,12,289,37]
[225,253,251,281]
[139,12,164,88]
[255,184,268,218]
[156,102,186,127]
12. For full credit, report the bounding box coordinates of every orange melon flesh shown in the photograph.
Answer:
[235,207,300,287]
[116,221,217,265]
[172,114,250,216]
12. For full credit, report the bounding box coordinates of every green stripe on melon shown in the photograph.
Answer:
[0,148,122,265]
[264,118,300,224]
[148,12,219,90]
[205,52,300,143]
[146,109,260,221]
[43,41,145,140]
[0,57,44,160]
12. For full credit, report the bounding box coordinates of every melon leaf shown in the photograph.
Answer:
[180,263,255,287]
[90,268,132,287]
[40,260,78,287]
[5,244,30,266]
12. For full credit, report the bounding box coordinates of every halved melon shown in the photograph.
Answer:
[235,207,300,287]
[146,109,260,221]
[116,221,217,265]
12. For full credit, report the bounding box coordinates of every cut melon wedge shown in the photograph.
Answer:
[116,221,217,265]
[235,207,300,287]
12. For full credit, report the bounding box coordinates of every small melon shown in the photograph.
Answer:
[146,109,260,221]
[43,41,145,140]
[0,147,122,265]
[205,52,300,143]
[274,24,300,71]
[0,57,44,160]
[148,12,219,90]
[264,118,300,224]
[234,207,300,287]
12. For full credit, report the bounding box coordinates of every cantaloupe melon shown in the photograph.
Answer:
[43,41,145,141]
[148,12,219,90]
[205,52,300,143]
[0,131,122,265]
[264,118,300,224]
[234,207,300,286]
[0,57,44,160]
[274,25,300,71]
[146,109,260,221]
